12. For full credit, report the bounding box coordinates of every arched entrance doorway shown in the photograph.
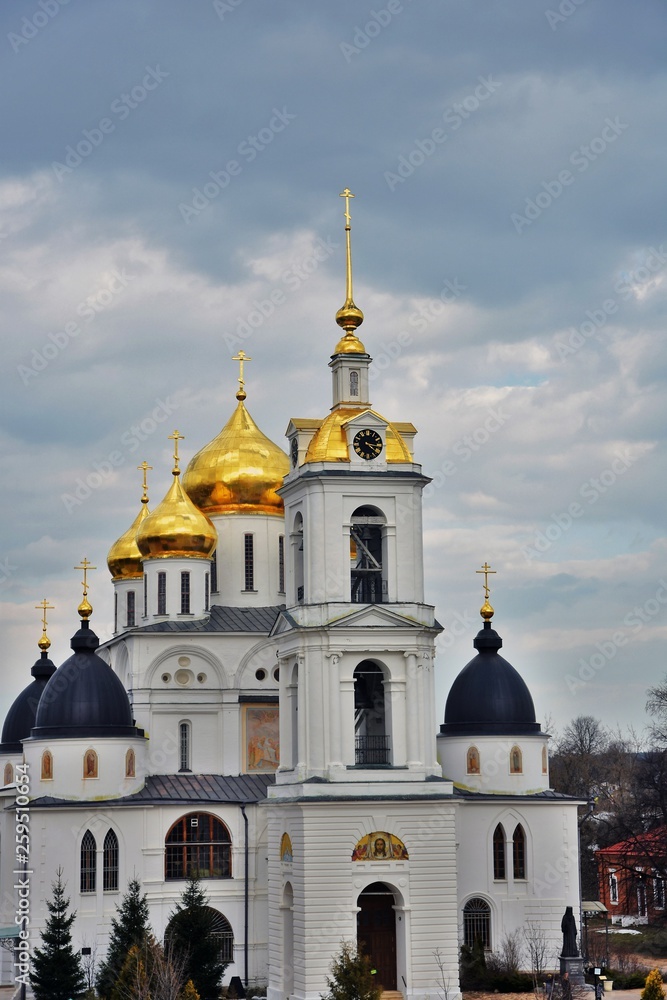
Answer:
[357,882,397,991]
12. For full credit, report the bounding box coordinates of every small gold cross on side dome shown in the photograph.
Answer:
[168,429,184,474]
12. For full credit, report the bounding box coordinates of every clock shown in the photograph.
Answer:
[353,428,383,460]
[291,436,299,468]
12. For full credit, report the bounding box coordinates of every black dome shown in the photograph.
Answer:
[31,620,141,739]
[441,621,540,736]
[0,651,56,752]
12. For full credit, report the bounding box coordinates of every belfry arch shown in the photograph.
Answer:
[350,505,386,604]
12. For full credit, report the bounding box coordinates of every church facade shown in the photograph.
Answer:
[0,198,581,1000]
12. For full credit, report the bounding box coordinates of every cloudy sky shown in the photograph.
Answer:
[1,0,666,740]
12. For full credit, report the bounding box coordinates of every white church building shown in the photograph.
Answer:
[0,197,581,1000]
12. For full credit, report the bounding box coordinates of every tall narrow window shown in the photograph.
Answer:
[143,576,147,618]
[609,870,618,903]
[80,830,96,893]
[125,748,136,777]
[510,745,522,774]
[512,824,526,879]
[210,551,217,593]
[4,762,13,785]
[157,572,167,615]
[463,897,491,950]
[278,535,285,593]
[542,745,548,774]
[41,750,53,780]
[179,721,191,772]
[180,572,191,614]
[493,824,506,880]
[205,573,210,611]
[103,830,119,891]
[114,591,118,632]
[126,590,135,627]
[244,534,254,591]
[349,370,359,396]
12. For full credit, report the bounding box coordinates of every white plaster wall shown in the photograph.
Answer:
[23,737,147,800]
[438,733,551,794]
[212,512,286,607]
[142,556,211,622]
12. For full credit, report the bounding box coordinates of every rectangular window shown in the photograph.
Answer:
[609,871,618,903]
[205,573,210,612]
[157,572,167,615]
[244,534,254,591]
[210,551,217,593]
[278,535,285,593]
[180,572,190,614]
[126,590,135,627]
[143,576,147,618]
[114,591,118,632]
[655,878,665,909]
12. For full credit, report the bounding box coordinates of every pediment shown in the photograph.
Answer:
[329,605,423,629]
[342,409,389,432]
[269,610,298,637]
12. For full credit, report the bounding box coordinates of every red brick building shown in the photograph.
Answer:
[596,828,667,926]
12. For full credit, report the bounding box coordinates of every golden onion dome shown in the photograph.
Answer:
[107,504,150,580]
[182,400,289,516]
[304,408,413,464]
[137,434,217,560]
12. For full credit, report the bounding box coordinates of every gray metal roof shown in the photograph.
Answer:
[138,605,283,634]
[28,772,275,808]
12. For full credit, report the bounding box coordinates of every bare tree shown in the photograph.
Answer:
[80,937,98,993]
[432,948,453,1000]
[523,922,550,991]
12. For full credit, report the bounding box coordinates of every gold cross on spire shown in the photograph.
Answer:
[137,460,152,504]
[476,561,496,622]
[232,350,252,401]
[35,598,55,651]
[476,561,496,599]
[340,187,354,229]
[74,558,96,620]
[168,429,184,475]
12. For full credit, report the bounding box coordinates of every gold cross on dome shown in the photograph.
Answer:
[340,187,355,228]
[35,598,55,633]
[232,350,252,399]
[168,429,184,474]
[476,561,496,599]
[74,558,96,598]
[137,460,152,503]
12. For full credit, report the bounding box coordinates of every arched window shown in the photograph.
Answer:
[166,907,233,964]
[292,513,304,603]
[354,660,389,766]
[179,721,191,772]
[349,370,359,396]
[84,749,98,779]
[165,813,232,880]
[509,745,522,774]
[512,824,526,880]
[3,763,13,786]
[125,748,136,778]
[492,824,506,880]
[463,897,491,950]
[350,506,385,604]
[41,750,53,781]
[467,746,480,774]
[81,830,97,893]
[541,745,548,774]
[103,830,119,891]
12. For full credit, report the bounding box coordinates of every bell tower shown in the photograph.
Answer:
[267,193,461,1000]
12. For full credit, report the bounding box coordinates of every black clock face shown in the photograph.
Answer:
[353,428,383,460]
[291,436,299,467]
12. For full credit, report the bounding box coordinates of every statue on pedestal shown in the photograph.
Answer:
[561,906,579,958]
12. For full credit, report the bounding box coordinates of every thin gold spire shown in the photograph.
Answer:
[334,188,365,352]
[232,350,252,401]
[137,461,152,504]
[74,558,96,620]
[35,598,54,651]
[476,561,496,621]
[168,429,184,476]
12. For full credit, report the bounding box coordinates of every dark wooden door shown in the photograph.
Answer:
[357,883,397,991]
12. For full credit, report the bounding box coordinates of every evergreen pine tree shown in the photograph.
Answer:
[642,969,666,1000]
[97,876,152,999]
[111,943,152,1000]
[30,870,86,1000]
[180,980,201,1000]
[322,941,382,1000]
[167,875,226,1000]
